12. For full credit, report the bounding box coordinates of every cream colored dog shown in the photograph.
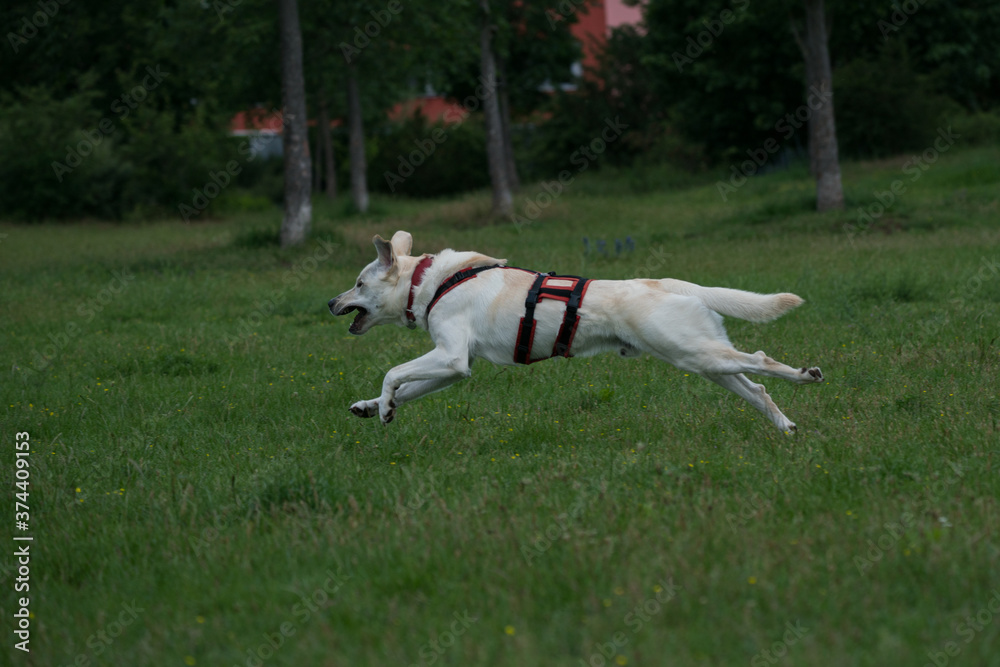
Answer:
[329,231,823,432]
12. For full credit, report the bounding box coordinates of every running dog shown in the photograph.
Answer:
[329,231,823,432]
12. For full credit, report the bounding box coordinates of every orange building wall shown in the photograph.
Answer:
[570,1,607,73]
[569,0,643,73]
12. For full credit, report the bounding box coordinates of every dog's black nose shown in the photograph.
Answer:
[328,298,337,313]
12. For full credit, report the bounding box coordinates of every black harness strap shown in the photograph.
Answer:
[425,265,501,320]
[514,273,548,365]
[553,277,588,357]
[514,272,592,365]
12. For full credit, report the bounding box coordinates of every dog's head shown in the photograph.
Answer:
[328,231,413,335]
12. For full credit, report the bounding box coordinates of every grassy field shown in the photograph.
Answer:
[2,145,1000,667]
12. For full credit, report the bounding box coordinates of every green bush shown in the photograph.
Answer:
[0,83,130,221]
[835,41,959,159]
[116,106,235,219]
[0,79,272,221]
[368,114,489,199]
[949,110,1000,146]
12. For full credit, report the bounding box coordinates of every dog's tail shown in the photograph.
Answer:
[660,279,804,323]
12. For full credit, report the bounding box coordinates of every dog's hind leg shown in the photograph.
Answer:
[687,343,823,385]
[631,296,821,385]
[702,373,798,433]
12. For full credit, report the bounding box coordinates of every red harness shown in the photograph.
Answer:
[513,273,592,364]
[406,257,591,364]
[406,256,502,325]
[405,255,435,324]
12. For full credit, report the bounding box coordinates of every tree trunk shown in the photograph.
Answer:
[806,70,820,178]
[802,0,843,211]
[346,66,369,214]
[319,97,337,200]
[479,0,513,218]
[278,0,311,246]
[312,124,322,193]
[497,61,520,192]
[790,18,819,177]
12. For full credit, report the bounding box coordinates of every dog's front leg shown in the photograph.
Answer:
[378,347,471,424]
[350,376,465,420]
[349,398,380,419]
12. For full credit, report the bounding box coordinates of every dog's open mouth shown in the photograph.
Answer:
[339,305,368,334]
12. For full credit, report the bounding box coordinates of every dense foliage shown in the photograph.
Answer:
[531,0,1000,176]
[0,0,997,219]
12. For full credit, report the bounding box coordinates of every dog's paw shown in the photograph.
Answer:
[380,400,396,425]
[349,400,379,418]
[798,366,823,384]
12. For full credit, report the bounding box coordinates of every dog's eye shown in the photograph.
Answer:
[356,280,364,288]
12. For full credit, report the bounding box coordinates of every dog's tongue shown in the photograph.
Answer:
[349,310,365,334]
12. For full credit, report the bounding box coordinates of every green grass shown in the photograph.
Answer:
[2,145,1000,667]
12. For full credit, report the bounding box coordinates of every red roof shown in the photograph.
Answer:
[229,96,467,135]
[230,108,284,134]
[388,96,468,125]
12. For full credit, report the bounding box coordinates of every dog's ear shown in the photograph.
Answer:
[390,230,413,257]
[373,235,395,271]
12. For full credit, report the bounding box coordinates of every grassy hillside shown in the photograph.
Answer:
[2,146,999,666]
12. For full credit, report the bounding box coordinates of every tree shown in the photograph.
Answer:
[299,1,471,215]
[479,0,513,218]
[457,0,581,194]
[278,0,312,246]
[497,60,520,192]
[345,64,369,213]
[318,95,337,200]
[797,0,843,211]
[637,0,852,207]
[639,0,805,160]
